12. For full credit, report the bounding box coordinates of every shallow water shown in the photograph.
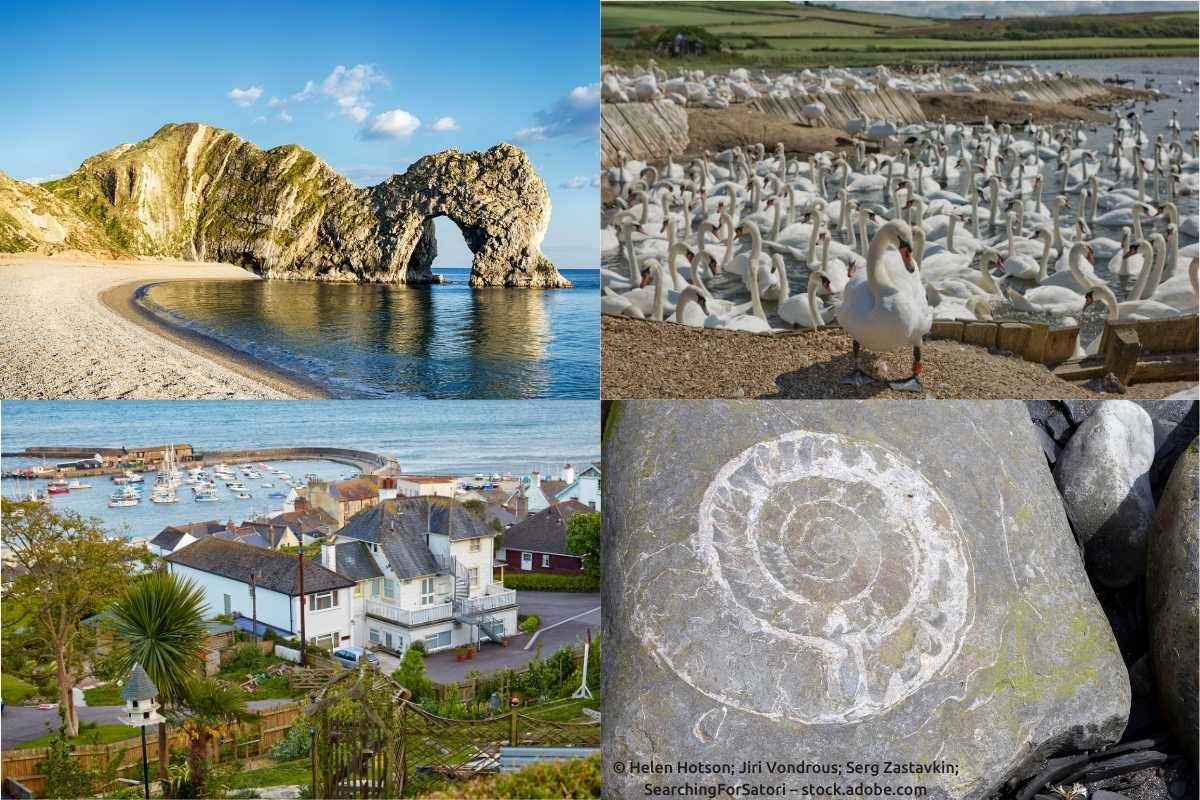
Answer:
[607,57,1199,336]
[144,268,599,399]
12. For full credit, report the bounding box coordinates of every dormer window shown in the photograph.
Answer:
[469,538,480,553]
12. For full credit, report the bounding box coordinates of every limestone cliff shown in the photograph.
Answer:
[0,123,570,287]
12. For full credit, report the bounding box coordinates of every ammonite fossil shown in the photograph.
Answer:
[633,430,972,725]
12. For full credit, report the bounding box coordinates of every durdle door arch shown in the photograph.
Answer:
[371,143,572,289]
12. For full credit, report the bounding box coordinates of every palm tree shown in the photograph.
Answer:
[108,571,209,779]
[177,677,253,791]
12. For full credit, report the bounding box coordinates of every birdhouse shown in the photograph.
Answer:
[119,663,165,728]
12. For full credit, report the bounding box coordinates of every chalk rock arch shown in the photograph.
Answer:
[372,144,571,288]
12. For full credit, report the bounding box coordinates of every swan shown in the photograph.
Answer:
[1146,256,1199,313]
[1005,284,1086,317]
[1085,235,1177,320]
[1158,201,1200,241]
[836,219,933,391]
[998,226,1052,281]
[771,253,831,331]
[1038,241,1099,293]
[729,223,780,293]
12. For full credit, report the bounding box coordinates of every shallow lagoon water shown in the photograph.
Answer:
[144,268,599,399]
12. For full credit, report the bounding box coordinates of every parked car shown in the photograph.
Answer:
[331,646,379,668]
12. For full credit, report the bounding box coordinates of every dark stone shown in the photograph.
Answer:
[1145,444,1200,764]
[1063,401,1102,427]
[1091,790,1132,800]
[1033,425,1063,464]
[1143,401,1199,503]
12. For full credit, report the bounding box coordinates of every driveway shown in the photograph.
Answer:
[377,590,601,684]
[0,698,292,750]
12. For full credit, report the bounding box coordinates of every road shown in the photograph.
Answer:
[378,590,601,684]
[0,698,292,750]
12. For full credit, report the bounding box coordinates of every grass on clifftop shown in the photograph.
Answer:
[15,722,135,750]
[602,1,1199,67]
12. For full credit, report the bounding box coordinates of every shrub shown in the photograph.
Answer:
[225,642,270,674]
[269,717,312,761]
[503,573,599,593]
[425,752,600,798]
[519,615,541,635]
[392,648,434,702]
[1,672,37,704]
[407,639,426,655]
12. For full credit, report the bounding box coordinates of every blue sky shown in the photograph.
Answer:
[0,1,599,268]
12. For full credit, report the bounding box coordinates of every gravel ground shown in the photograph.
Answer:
[602,316,1195,400]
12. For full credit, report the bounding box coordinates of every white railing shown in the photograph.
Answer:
[366,600,453,627]
[460,587,518,615]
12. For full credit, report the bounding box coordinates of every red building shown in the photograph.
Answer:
[501,500,594,575]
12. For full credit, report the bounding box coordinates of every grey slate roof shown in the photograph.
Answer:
[333,540,384,581]
[122,663,159,701]
[335,497,495,580]
[502,500,594,556]
[149,520,225,551]
[166,536,353,595]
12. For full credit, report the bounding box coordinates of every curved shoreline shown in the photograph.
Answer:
[99,278,331,399]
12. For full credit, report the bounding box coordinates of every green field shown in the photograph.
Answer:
[601,1,1200,66]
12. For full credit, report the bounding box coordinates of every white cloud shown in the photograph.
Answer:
[227,86,263,107]
[560,175,599,190]
[514,126,547,142]
[362,109,421,139]
[253,115,266,124]
[320,64,386,123]
[276,111,293,123]
[267,96,284,108]
[432,116,459,132]
[516,82,599,141]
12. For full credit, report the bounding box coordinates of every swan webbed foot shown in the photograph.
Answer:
[841,368,879,387]
[888,376,926,393]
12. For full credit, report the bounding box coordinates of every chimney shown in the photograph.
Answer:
[321,537,337,572]
[563,463,575,483]
[515,488,529,521]
[530,471,541,488]
[295,496,308,513]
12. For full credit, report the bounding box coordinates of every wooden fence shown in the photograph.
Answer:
[601,100,689,168]
[749,87,927,130]
[0,702,302,797]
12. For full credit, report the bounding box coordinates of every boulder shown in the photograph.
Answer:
[1142,400,1198,502]
[603,401,1129,800]
[1054,401,1156,588]
[1145,443,1199,764]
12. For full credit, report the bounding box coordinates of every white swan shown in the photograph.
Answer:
[772,254,830,331]
[836,219,933,391]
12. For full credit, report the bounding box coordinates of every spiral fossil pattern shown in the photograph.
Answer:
[634,430,972,725]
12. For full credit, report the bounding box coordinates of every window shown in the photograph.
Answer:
[468,567,479,588]
[469,538,480,553]
[521,552,533,571]
[310,590,339,611]
[223,594,232,615]
[383,578,395,600]
[369,628,380,644]
[371,578,381,598]
[423,630,451,651]
[310,632,337,650]
[384,631,394,650]
[420,578,434,606]
[541,554,550,568]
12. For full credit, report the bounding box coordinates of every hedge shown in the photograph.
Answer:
[425,753,600,799]
[504,573,600,593]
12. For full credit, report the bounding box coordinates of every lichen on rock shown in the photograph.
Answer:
[1,123,571,288]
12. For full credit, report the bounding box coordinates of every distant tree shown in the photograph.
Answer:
[565,512,601,580]
[1,499,138,735]
[393,647,434,702]
[108,571,209,778]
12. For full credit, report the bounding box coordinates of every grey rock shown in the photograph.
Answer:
[1145,443,1199,764]
[1033,424,1063,464]
[1091,790,1133,800]
[1063,401,1102,427]
[1143,400,1199,502]
[1054,401,1157,588]
[603,401,1129,800]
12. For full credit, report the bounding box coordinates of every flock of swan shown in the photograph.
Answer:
[601,112,1200,392]
[601,61,1200,113]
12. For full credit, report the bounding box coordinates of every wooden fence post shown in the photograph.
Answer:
[509,709,519,747]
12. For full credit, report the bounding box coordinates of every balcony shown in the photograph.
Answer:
[366,600,453,627]
[460,587,518,615]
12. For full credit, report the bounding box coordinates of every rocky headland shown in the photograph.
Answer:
[0,123,570,287]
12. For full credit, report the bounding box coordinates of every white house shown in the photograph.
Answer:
[393,475,458,498]
[165,537,355,650]
[553,462,601,511]
[324,496,518,656]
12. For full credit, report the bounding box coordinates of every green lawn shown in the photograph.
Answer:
[84,683,124,705]
[520,697,601,723]
[16,722,136,750]
[1,672,37,704]
[226,758,310,789]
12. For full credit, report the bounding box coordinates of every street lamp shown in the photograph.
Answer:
[119,663,165,799]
